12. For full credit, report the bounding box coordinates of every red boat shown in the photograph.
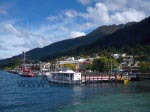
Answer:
[20,72,35,77]
[19,67,35,77]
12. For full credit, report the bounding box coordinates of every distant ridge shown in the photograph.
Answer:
[0,16,150,67]
[0,22,127,65]
[41,16,150,61]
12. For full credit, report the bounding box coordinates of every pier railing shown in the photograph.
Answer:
[137,73,150,80]
[81,72,124,83]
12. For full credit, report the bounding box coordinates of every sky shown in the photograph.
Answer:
[0,0,150,59]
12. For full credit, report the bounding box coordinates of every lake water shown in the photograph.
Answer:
[0,70,150,112]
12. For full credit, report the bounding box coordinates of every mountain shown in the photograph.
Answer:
[1,16,149,68]
[0,23,126,67]
[25,23,126,60]
[86,16,150,54]
[41,16,150,61]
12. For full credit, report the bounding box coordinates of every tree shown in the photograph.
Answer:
[86,64,93,70]
[63,63,76,70]
[117,57,123,63]
[92,56,118,72]
[3,58,22,70]
[139,62,150,72]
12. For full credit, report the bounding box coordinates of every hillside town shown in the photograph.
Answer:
[9,52,149,74]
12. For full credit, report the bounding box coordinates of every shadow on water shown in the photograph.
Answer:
[15,75,150,93]
[16,76,119,88]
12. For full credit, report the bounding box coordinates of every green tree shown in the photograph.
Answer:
[139,62,150,72]
[117,57,123,63]
[92,56,118,72]
[63,63,76,70]
[3,58,22,70]
[86,64,93,70]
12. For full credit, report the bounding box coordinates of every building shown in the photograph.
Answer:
[56,57,94,71]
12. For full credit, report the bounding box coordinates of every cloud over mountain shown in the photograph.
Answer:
[70,31,86,38]
[0,0,149,59]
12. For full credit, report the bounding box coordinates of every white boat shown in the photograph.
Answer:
[46,69,82,84]
[39,69,51,76]
[38,63,51,76]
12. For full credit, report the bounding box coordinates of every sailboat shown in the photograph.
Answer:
[19,21,35,77]
[19,52,34,77]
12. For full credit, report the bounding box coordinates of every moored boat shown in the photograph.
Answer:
[19,72,34,77]
[130,73,138,81]
[19,67,35,77]
[46,69,82,84]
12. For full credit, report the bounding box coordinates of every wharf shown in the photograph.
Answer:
[80,72,126,84]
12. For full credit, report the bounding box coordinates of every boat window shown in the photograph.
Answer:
[67,74,69,77]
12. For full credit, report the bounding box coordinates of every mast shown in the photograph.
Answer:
[23,51,26,67]
[23,19,28,68]
[110,58,112,76]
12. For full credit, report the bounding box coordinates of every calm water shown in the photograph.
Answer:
[0,70,150,112]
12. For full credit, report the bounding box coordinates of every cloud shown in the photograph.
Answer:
[70,31,86,38]
[11,38,47,49]
[46,10,78,23]
[37,38,52,47]
[1,22,52,55]
[87,3,110,24]
[110,9,146,24]
[109,0,150,13]
[78,0,150,15]
[0,40,9,51]
[0,40,5,43]
[3,23,50,48]
[4,24,24,37]
[0,9,8,15]
[46,15,63,22]
[46,16,59,21]
[59,26,69,31]
[46,1,148,33]
[1,0,149,59]
[44,1,148,43]
[0,4,10,16]
[64,9,78,18]
[0,44,8,51]
[77,0,150,17]
[46,9,87,23]
[77,0,92,5]
[86,3,146,25]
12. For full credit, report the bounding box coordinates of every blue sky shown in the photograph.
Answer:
[0,0,150,59]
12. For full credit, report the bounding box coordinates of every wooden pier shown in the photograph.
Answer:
[81,72,124,83]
